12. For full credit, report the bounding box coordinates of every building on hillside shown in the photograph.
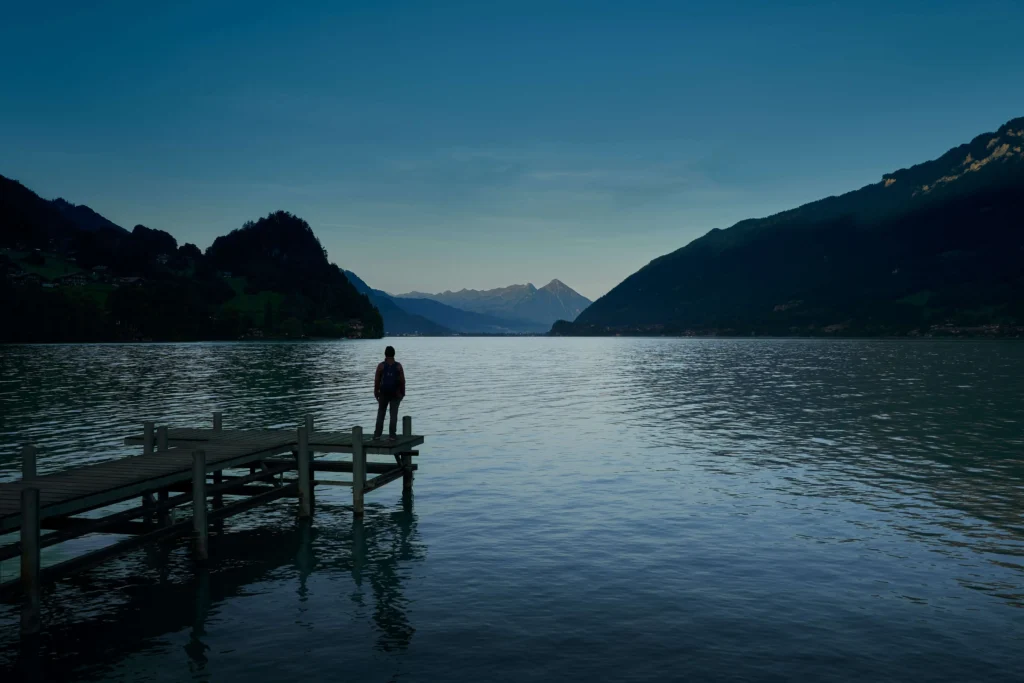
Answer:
[59,272,89,286]
[115,276,144,287]
[91,265,111,283]
[9,272,41,287]
[347,319,365,338]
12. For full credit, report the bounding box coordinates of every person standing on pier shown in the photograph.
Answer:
[373,345,406,440]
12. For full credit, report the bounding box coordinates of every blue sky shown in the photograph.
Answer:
[2,1,1022,299]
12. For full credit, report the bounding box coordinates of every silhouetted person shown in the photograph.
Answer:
[373,346,406,440]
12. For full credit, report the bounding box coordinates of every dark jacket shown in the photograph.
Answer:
[374,360,406,399]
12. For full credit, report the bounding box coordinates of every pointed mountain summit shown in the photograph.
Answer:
[345,270,551,334]
[557,116,1024,337]
[397,279,591,326]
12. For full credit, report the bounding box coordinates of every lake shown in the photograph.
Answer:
[1,338,1022,682]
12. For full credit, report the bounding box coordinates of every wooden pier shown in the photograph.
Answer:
[0,413,423,636]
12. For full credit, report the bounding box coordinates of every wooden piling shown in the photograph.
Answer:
[156,427,169,525]
[304,415,315,510]
[402,416,414,491]
[141,423,156,516]
[352,426,365,516]
[143,422,154,456]
[213,412,223,431]
[20,487,41,635]
[22,445,37,481]
[297,427,312,518]
[213,471,223,510]
[192,450,208,561]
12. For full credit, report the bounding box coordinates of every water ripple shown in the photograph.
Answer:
[1,338,1022,682]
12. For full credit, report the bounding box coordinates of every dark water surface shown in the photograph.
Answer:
[1,339,1022,682]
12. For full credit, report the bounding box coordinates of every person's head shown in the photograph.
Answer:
[385,345,396,359]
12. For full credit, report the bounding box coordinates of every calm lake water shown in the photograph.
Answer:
[1,338,1022,682]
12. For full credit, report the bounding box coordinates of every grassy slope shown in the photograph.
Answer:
[221,276,285,326]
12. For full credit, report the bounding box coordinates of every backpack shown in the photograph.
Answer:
[380,362,400,394]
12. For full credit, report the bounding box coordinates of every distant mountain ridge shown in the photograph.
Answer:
[397,279,591,327]
[556,116,1024,337]
[345,270,550,334]
[52,198,128,234]
[343,270,453,336]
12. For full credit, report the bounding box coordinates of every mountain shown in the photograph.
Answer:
[555,116,1024,338]
[394,296,548,334]
[51,198,127,234]
[397,279,591,327]
[1,174,79,249]
[1,178,383,342]
[344,270,453,336]
[345,270,543,334]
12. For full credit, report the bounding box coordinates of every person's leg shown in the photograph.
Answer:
[388,397,401,437]
[374,397,387,439]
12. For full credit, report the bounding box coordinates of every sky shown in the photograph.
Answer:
[2,1,1023,300]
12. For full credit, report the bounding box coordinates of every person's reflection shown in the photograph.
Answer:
[350,491,422,652]
[185,568,211,674]
[296,519,315,600]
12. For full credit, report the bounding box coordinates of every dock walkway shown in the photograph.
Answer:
[1,413,424,636]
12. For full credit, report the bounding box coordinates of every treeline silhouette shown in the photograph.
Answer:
[1,175,382,342]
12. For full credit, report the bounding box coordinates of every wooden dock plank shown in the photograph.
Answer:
[3,427,424,532]
[0,444,298,531]
[124,428,424,455]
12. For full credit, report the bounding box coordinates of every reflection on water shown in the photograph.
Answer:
[1,493,423,681]
[1,339,1023,682]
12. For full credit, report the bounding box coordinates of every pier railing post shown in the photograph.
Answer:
[20,487,42,635]
[22,445,37,481]
[156,427,169,525]
[143,422,154,456]
[304,415,315,510]
[213,412,223,431]
[142,422,155,519]
[402,416,414,491]
[352,426,365,516]
[297,426,312,518]
[192,450,208,562]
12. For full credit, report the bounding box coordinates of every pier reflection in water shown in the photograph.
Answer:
[2,492,423,682]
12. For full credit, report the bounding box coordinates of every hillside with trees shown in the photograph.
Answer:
[1,176,381,342]
[554,116,1024,338]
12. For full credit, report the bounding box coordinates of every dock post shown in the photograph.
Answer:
[352,426,365,517]
[297,426,312,518]
[209,415,223,531]
[192,450,208,562]
[20,487,42,635]
[304,415,315,510]
[402,416,414,491]
[156,427,169,525]
[141,422,155,519]
[143,421,154,456]
[22,445,37,481]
